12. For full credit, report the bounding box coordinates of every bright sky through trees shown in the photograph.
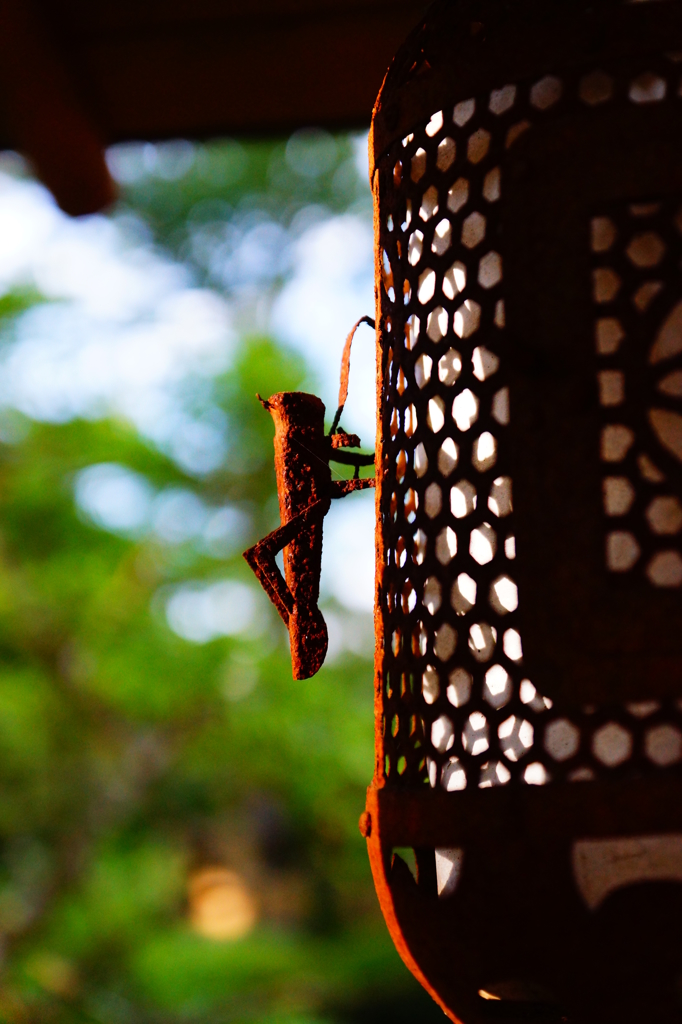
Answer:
[0,137,376,629]
[0,135,448,1024]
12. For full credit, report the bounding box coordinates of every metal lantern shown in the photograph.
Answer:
[363,1,682,1020]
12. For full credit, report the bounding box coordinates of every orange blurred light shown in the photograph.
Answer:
[188,867,257,941]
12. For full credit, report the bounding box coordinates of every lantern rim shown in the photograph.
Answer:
[369,0,682,177]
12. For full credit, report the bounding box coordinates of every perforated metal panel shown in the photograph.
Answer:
[375,54,682,796]
[365,3,682,1021]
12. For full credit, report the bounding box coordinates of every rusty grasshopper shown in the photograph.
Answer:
[243,317,376,679]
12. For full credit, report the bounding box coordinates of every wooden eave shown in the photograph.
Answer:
[0,0,429,214]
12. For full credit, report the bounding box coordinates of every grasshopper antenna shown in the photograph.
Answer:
[329,316,375,435]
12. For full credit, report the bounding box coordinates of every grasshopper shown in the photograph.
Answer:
[244,318,376,679]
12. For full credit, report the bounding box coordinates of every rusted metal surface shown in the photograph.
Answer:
[366,0,682,1020]
[244,382,375,679]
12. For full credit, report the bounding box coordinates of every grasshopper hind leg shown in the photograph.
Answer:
[289,602,328,680]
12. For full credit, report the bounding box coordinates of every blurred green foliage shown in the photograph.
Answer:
[111,132,370,293]
[0,136,444,1024]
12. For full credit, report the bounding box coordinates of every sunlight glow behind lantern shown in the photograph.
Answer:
[363,1,682,1020]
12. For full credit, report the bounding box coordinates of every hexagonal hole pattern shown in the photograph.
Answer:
[595,317,624,355]
[432,714,455,753]
[447,177,469,214]
[451,572,477,615]
[427,396,446,432]
[645,724,682,766]
[580,70,614,105]
[468,622,497,662]
[408,229,424,265]
[597,370,625,406]
[425,111,443,137]
[453,98,475,127]
[530,75,563,110]
[489,575,519,614]
[411,148,427,181]
[472,432,497,472]
[544,719,580,762]
[591,216,617,252]
[463,712,489,756]
[488,477,513,517]
[470,523,496,565]
[606,531,640,571]
[443,261,466,299]
[629,72,666,103]
[432,218,452,255]
[626,231,665,267]
[593,267,621,302]
[420,186,439,221]
[418,268,436,303]
[434,623,457,661]
[646,496,682,534]
[603,477,635,516]
[483,167,501,203]
[438,349,462,385]
[646,550,682,586]
[592,723,632,767]
[479,760,511,787]
[380,93,682,795]
[484,665,511,709]
[453,300,481,338]
[424,482,442,518]
[452,389,479,431]
[438,437,459,476]
[442,758,467,791]
[467,128,491,164]
[499,715,534,761]
[447,667,472,708]
[436,137,456,171]
[462,212,486,249]
[427,306,448,341]
[479,251,503,288]
[436,525,458,564]
[419,667,436,708]
[415,353,432,389]
[489,84,516,115]
[472,345,500,381]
